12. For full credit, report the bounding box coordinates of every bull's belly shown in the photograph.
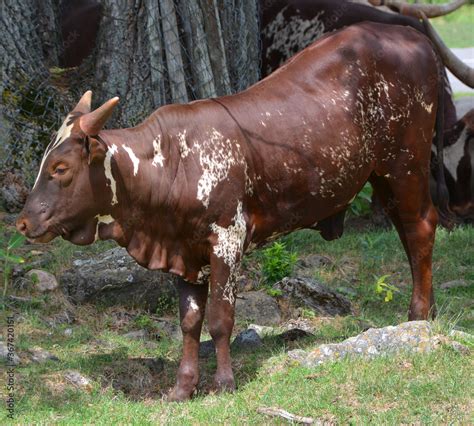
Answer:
[248,163,370,246]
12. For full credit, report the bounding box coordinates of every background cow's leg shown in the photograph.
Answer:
[208,255,238,393]
[370,173,437,320]
[168,277,209,402]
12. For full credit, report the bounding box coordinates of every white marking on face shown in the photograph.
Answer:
[151,135,165,167]
[122,145,140,176]
[104,144,119,205]
[33,114,74,189]
[94,214,114,241]
[187,295,199,311]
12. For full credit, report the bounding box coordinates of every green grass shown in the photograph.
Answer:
[454,91,474,99]
[431,4,474,48]
[1,223,473,424]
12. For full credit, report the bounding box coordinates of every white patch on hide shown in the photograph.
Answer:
[210,202,246,304]
[104,144,119,205]
[178,130,190,158]
[151,135,165,167]
[262,8,326,73]
[415,89,433,113]
[444,128,467,182]
[187,295,199,311]
[122,145,140,176]
[94,214,114,241]
[197,129,251,208]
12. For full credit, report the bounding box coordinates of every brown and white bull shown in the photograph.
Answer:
[18,23,442,400]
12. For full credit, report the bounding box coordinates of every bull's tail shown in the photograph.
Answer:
[433,54,453,228]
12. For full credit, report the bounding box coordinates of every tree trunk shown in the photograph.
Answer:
[92,0,260,126]
[0,0,261,190]
[0,0,67,184]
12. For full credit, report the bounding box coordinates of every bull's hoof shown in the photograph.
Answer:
[167,385,195,402]
[212,375,236,394]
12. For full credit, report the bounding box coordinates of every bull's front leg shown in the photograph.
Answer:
[208,253,239,393]
[168,277,209,402]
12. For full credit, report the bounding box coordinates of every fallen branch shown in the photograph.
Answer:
[257,407,315,424]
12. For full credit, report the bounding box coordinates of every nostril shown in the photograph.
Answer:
[16,219,28,234]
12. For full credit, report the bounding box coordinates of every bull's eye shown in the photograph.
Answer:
[54,167,67,175]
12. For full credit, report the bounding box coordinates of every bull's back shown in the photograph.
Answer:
[219,22,438,230]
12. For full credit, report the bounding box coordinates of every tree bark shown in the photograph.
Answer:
[0,0,66,181]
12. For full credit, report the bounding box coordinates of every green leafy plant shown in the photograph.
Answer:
[261,242,298,285]
[265,287,283,298]
[155,295,176,316]
[349,183,373,216]
[0,232,26,297]
[374,274,399,302]
[134,314,154,330]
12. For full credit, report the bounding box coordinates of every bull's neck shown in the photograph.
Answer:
[99,111,175,215]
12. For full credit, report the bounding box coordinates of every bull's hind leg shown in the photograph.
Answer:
[369,173,438,320]
[168,277,209,402]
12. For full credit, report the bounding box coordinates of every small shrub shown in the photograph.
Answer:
[266,287,283,298]
[261,242,298,285]
[0,231,26,297]
[155,295,176,316]
[134,314,154,330]
[374,274,399,302]
[349,183,373,216]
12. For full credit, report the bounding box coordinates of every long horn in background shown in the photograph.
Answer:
[368,0,467,18]
[420,12,474,88]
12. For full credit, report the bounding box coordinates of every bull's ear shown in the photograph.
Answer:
[79,96,119,136]
[87,137,107,165]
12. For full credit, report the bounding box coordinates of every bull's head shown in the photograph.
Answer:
[16,91,119,245]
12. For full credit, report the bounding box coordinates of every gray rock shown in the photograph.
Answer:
[199,340,215,358]
[235,291,282,325]
[248,324,275,338]
[63,328,73,337]
[439,280,471,290]
[0,171,29,213]
[296,254,332,272]
[60,247,178,311]
[449,330,474,341]
[280,318,318,333]
[274,277,353,316]
[336,286,358,298]
[154,318,182,340]
[278,328,314,342]
[64,370,92,390]
[45,310,76,327]
[122,329,148,340]
[26,269,58,292]
[0,341,20,365]
[28,347,59,363]
[231,329,262,350]
[448,340,470,355]
[289,321,433,368]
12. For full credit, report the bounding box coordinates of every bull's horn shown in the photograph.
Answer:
[368,0,467,18]
[72,90,92,114]
[79,96,120,136]
[421,12,474,89]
